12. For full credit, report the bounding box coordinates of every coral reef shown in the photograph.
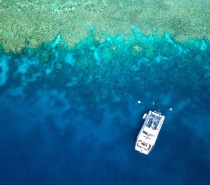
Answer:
[0,0,209,52]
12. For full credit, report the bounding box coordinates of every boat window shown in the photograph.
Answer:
[140,141,150,150]
[143,131,148,135]
[141,142,147,146]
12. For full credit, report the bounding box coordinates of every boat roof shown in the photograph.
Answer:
[138,111,164,145]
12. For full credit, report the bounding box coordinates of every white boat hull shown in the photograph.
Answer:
[135,110,165,155]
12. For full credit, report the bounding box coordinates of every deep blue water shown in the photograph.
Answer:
[0,28,210,185]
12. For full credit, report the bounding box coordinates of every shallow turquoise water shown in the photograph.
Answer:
[0,28,210,185]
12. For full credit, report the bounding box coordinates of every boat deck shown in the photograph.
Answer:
[145,112,162,130]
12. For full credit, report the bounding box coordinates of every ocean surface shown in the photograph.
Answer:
[0,27,210,185]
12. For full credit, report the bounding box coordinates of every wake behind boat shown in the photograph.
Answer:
[135,110,165,155]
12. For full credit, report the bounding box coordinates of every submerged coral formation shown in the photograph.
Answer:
[0,29,209,107]
[0,0,209,52]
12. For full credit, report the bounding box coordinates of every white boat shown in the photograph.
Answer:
[135,110,165,155]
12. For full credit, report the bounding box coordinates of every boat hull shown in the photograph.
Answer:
[135,110,165,155]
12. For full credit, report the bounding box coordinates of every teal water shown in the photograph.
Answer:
[0,27,210,185]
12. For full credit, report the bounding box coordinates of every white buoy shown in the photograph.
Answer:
[138,100,141,104]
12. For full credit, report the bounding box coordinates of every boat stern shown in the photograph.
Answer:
[135,140,152,155]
